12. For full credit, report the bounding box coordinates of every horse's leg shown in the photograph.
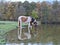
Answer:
[20,27,22,38]
[18,27,20,37]
[18,25,22,40]
[28,23,30,34]
[27,25,31,39]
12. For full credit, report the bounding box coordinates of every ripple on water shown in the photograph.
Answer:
[5,42,54,45]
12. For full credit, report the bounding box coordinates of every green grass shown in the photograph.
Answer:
[0,21,29,35]
[0,21,18,34]
[0,21,18,44]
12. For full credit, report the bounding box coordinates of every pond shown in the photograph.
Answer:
[5,24,60,45]
[0,24,60,45]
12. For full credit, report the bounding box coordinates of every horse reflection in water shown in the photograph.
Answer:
[18,16,37,40]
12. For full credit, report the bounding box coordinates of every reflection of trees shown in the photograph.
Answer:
[39,24,60,45]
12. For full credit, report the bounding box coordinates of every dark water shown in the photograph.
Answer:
[40,24,60,45]
[4,24,60,45]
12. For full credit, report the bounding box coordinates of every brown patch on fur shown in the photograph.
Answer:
[21,17,28,22]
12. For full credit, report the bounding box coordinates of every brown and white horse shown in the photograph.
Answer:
[18,16,37,40]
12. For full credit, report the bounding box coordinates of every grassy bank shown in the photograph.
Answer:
[0,21,17,44]
[0,21,17,34]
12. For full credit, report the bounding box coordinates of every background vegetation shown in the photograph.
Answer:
[0,0,60,22]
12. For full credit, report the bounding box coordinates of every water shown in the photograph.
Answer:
[1,24,60,45]
[6,42,53,45]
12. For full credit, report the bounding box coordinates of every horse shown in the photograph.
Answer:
[18,16,37,40]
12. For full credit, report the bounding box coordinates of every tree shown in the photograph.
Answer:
[16,6,26,16]
[52,0,59,9]
[23,1,30,16]
[3,3,16,20]
[52,0,59,22]
[41,1,50,22]
[30,2,36,10]
[31,10,38,19]
[36,2,41,10]
[36,2,41,20]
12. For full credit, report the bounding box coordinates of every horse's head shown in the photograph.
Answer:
[30,18,37,27]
